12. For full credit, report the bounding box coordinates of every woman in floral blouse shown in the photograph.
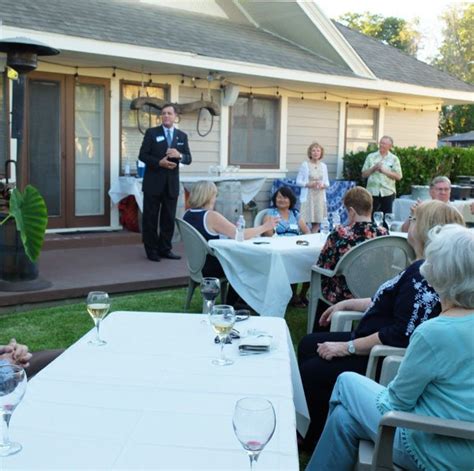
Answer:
[298,200,465,452]
[317,186,387,305]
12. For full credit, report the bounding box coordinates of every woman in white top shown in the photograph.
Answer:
[296,142,329,233]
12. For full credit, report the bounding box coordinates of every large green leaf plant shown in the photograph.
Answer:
[0,185,48,262]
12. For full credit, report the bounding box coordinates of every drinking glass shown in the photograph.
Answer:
[86,291,110,346]
[233,397,276,470]
[384,212,394,232]
[373,211,384,228]
[0,364,27,457]
[200,277,220,322]
[210,305,236,366]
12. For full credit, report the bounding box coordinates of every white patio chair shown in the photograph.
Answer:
[356,356,474,471]
[175,218,228,310]
[253,208,269,227]
[307,235,415,333]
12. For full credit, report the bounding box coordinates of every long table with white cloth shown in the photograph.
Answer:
[209,233,327,317]
[3,311,308,470]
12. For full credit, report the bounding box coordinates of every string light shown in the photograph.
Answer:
[38,60,443,111]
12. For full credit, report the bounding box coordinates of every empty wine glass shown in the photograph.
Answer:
[373,211,384,228]
[0,364,27,457]
[384,212,394,232]
[210,305,236,366]
[233,397,276,470]
[86,291,110,346]
[200,277,220,323]
[320,217,330,235]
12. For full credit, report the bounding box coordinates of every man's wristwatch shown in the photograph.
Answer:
[347,340,356,355]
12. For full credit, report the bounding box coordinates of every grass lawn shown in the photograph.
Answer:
[0,287,311,467]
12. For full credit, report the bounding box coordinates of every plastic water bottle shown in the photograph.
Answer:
[235,215,245,242]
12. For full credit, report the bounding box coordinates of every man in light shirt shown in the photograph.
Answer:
[361,136,402,215]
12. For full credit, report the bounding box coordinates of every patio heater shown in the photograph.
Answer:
[0,37,59,189]
[0,37,59,292]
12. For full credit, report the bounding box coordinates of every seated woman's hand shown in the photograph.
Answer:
[319,300,351,326]
[317,341,349,360]
[263,215,280,232]
[8,339,32,368]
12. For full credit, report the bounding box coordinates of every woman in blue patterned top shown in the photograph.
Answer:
[263,187,310,307]
[306,223,474,471]
[298,200,465,452]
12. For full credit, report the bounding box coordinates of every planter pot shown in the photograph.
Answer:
[410,185,430,200]
[0,217,39,282]
[450,185,472,201]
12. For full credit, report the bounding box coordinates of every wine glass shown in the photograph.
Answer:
[86,291,110,346]
[233,397,276,470]
[373,211,384,228]
[209,305,236,366]
[200,277,220,323]
[384,212,394,232]
[0,364,27,457]
[320,217,330,235]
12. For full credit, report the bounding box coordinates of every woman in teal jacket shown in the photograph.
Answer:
[306,223,474,471]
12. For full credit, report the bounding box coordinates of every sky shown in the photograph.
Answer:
[316,0,460,63]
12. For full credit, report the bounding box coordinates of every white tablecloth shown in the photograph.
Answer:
[108,176,267,211]
[4,312,308,470]
[394,198,474,224]
[209,233,327,317]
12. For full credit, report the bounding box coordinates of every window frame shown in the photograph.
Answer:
[228,93,280,169]
[119,80,169,176]
[344,104,379,155]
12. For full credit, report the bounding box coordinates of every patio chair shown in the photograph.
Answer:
[253,208,269,227]
[356,356,474,471]
[307,235,415,333]
[175,218,228,310]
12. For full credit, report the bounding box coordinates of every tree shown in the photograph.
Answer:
[433,3,474,137]
[338,12,421,56]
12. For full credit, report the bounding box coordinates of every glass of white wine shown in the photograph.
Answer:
[86,291,110,346]
[210,305,236,366]
[0,364,27,457]
[384,212,394,232]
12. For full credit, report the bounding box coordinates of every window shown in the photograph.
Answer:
[120,82,167,175]
[229,95,279,167]
[345,106,378,154]
[0,72,8,174]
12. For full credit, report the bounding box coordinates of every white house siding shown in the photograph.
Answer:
[286,98,340,178]
[383,108,439,148]
[177,86,221,175]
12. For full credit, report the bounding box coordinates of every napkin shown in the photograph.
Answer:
[239,335,272,354]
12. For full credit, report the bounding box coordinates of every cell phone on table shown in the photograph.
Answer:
[253,241,270,245]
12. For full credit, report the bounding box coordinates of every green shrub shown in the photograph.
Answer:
[343,146,474,196]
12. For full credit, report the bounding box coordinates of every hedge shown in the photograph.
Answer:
[343,146,474,196]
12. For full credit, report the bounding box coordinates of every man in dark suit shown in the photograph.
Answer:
[139,104,192,261]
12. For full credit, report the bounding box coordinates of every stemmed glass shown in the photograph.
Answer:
[0,364,27,457]
[201,277,221,320]
[210,305,236,366]
[233,397,276,470]
[384,212,394,232]
[86,291,110,346]
[373,211,384,228]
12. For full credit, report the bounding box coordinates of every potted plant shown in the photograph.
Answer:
[0,185,48,284]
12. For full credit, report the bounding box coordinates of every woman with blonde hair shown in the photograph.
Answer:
[298,200,465,451]
[296,142,329,233]
[183,181,278,304]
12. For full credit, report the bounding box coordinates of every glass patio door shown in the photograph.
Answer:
[26,73,110,228]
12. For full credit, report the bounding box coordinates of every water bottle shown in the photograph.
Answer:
[331,212,341,231]
[235,215,245,242]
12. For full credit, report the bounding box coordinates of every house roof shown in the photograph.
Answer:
[0,0,472,94]
[0,0,355,77]
[441,131,474,142]
[334,22,474,93]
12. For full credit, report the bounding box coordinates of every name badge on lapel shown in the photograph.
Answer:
[156,136,165,143]
[176,141,184,147]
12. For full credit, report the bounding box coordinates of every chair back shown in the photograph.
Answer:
[175,218,213,283]
[335,235,415,299]
[253,208,269,227]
